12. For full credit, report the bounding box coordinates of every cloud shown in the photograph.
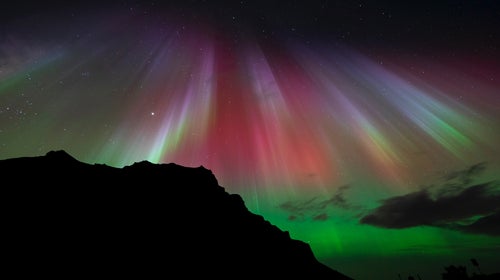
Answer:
[327,184,351,210]
[279,185,354,221]
[457,212,500,236]
[360,163,500,236]
[312,213,328,221]
[435,162,488,197]
[443,162,486,187]
[279,197,323,221]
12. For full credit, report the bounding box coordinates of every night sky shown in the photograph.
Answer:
[1,1,499,279]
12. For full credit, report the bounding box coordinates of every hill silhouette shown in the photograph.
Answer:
[1,150,353,279]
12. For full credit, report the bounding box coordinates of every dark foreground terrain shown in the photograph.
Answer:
[2,150,353,279]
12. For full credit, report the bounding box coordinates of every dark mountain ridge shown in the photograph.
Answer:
[2,150,353,279]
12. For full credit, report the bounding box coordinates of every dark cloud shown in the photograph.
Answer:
[360,163,500,236]
[279,185,354,221]
[288,215,298,221]
[312,213,328,221]
[444,162,486,184]
[437,162,487,197]
[279,197,323,221]
[457,212,500,236]
[328,184,351,210]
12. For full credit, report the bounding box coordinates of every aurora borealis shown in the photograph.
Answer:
[1,1,499,279]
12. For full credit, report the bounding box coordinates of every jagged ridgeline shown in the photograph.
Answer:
[2,150,353,279]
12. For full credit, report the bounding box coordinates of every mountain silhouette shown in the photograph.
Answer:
[1,150,353,279]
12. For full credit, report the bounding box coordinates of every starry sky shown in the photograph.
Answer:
[1,1,499,279]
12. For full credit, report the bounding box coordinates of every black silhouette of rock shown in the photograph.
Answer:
[2,150,353,279]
